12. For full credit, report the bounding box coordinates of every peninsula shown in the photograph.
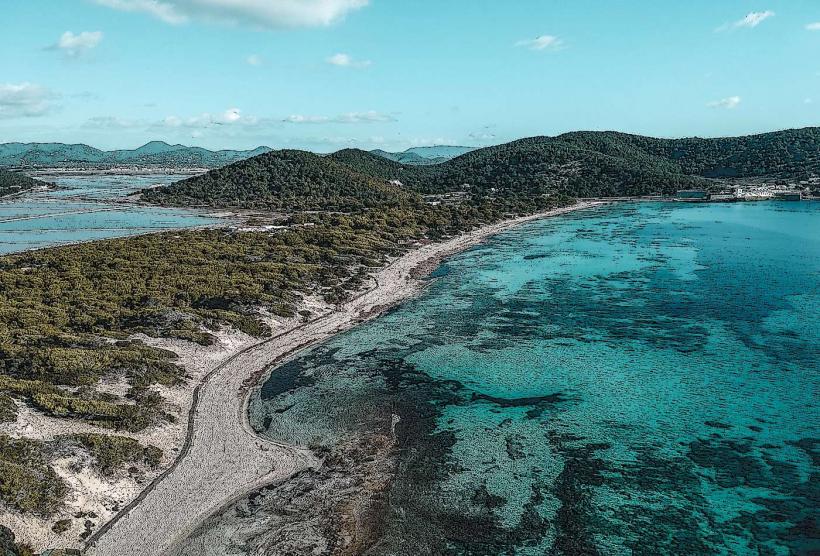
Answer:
[0,128,817,553]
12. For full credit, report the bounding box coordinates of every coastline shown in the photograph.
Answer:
[71,199,605,555]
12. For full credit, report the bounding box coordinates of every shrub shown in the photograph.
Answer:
[0,394,15,423]
[62,433,164,475]
[0,435,67,516]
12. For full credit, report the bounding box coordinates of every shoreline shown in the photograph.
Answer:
[71,200,604,555]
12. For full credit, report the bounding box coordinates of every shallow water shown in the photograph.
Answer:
[0,173,222,254]
[248,201,818,555]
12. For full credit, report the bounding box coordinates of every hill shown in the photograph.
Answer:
[412,134,719,197]
[0,169,49,198]
[370,145,475,165]
[143,128,819,208]
[141,149,416,210]
[359,129,820,196]
[560,128,820,179]
[0,141,271,169]
[328,149,414,181]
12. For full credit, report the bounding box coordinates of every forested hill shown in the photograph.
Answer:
[142,128,819,208]
[0,169,49,198]
[555,128,820,180]
[141,149,417,210]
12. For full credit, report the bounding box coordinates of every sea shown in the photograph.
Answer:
[204,201,816,555]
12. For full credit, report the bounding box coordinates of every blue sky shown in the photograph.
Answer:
[1,0,819,151]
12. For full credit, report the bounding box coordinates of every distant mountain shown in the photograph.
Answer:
[0,141,272,168]
[370,145,475,165]
[0,169,50,198]
[405,146,476,159]
[143,128,819,209]
[370,149,434,165]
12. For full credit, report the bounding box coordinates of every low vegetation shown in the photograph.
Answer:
[0,395,14,423]
[0,435,67,516]
[0,170,46,198]
[60,433,162,475]
[0,524,34,556]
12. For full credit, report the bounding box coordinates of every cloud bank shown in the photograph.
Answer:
[285,111,394,124]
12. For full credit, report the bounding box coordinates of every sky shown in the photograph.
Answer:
[1,0,819,151]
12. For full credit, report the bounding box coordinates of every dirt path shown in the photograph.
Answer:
[84,201,602,556]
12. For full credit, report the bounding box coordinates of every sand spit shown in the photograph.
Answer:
[81,201,603,556]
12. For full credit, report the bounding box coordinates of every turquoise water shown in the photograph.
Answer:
[0,173,222,254]
[252,201,819,555]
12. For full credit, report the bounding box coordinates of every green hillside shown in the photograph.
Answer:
[573,128,820,179]
[399,136,705,197]
[142,149,416,210]
[328,149,414,181]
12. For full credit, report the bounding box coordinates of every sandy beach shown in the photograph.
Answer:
[73,200,604,556]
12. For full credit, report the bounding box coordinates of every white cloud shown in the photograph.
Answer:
[222,108,242,122]
[159,108,260,129]
[0,83,56,118]
[408,137,457,147]
[246,54,263,66]
[51,31,104,57]
[93,0,368,29]
[284,110,394,124]
[94,0,185,23]
[707,96,741,109]
[806,22,820,31]
[515,35,563,51]
[84,116,142,128]
[469,131,496,141]
[285,114,329,124]
[163,115,183,127]
[336,111,392,123]
[717,10,775,31]
[326,52,371,68]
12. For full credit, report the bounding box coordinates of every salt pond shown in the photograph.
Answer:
[0,172,223,255]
